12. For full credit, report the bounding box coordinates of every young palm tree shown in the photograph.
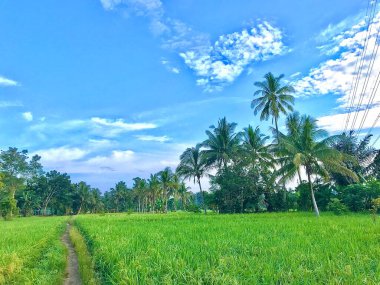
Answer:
[251,72,295,142]
[275,115,358,216]
[176,144,208,214]
[242,125,274,168]
[202,117,241,169]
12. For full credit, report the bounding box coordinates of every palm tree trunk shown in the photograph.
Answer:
[197,177,207,214]
[297,168,302,184]
[275,116,287,209]
[307,170,319,217]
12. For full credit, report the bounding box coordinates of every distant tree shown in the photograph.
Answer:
[177,144,208,214]
[331,131,377,185]
[158,167,173,212]
[0,148,30,219]
[38,171,71,215]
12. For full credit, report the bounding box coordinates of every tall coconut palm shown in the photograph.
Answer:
[176,144,208,214]
[251,72,295,142]
[275,115,358,216]
[202,117,241,169]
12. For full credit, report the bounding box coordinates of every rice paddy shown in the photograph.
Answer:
[74,212,380,284]
[0,216,67,284]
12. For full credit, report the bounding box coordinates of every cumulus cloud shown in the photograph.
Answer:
[180,21,287,91]
[0,75,18,86]
[135,134,170,142]
[22,112,33,122]
[294,10,380,110]
[100,0,287,91]
[34,146,89,165]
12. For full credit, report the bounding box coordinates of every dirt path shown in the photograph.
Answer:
[61,224,82,285]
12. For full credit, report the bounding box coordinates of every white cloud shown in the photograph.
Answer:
[35,146,89,165]
[171,67,180,74]
[0,75,18,86]
[100,0,287,91]
[0,101,23,108]
[317,106,380,132]
[135,134,170,142]
[91,117,157,137]
[294,10,380,111]
[180,21,288,92]
[22,112,33,122]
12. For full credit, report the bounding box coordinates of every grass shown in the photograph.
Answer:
[75,212,380,285]
[69,225,98,285]
[0,216,67,284]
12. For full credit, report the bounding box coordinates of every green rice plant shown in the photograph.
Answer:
[0,216,67,284]
[75,212,380,285]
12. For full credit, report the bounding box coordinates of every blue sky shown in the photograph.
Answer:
[1,0,379,191]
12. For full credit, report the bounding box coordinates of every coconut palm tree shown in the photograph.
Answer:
[158,167,173,212]
[331,131,377,185]
[251,72,295,142]
[147,173,160,213]
[202,117,241,169]
[242,125,274,168]
[177,182,192,210]
[275,115,358,216]
[177,144,208,214]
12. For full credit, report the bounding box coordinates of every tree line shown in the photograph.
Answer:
[0,72,379,219]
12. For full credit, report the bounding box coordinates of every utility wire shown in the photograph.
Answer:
[344,0,377,132]
[348,0,379,131]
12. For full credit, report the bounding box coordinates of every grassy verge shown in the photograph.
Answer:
[69,225,98,285]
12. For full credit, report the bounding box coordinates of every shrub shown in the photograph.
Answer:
[328,198,348,215]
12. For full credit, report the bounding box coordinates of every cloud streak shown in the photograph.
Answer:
[0,75,18,86]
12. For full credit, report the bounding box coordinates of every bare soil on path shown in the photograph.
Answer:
[61,224,82,285]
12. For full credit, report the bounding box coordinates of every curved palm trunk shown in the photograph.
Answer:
[197,177,207,214]
[307,170,320,217]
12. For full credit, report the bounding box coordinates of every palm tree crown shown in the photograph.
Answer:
[202,117,241,169]
[251,72,295,141]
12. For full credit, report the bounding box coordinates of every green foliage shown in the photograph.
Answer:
[337,181,380,212]
[327,198,348,215]
[75,213,380,284]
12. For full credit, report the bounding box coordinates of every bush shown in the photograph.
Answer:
[327,198,348,215]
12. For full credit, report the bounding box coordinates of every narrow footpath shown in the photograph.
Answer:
[61,224,82,285]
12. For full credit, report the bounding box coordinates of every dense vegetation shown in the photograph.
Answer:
[75,212,380,284]
[0,216,67,283]
[0,72,379,219]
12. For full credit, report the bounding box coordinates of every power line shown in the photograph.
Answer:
[348,0,379,131]
[343,0,373,132]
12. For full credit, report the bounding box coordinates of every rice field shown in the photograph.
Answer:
[0,216,67,284]
[75,212,380,285]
